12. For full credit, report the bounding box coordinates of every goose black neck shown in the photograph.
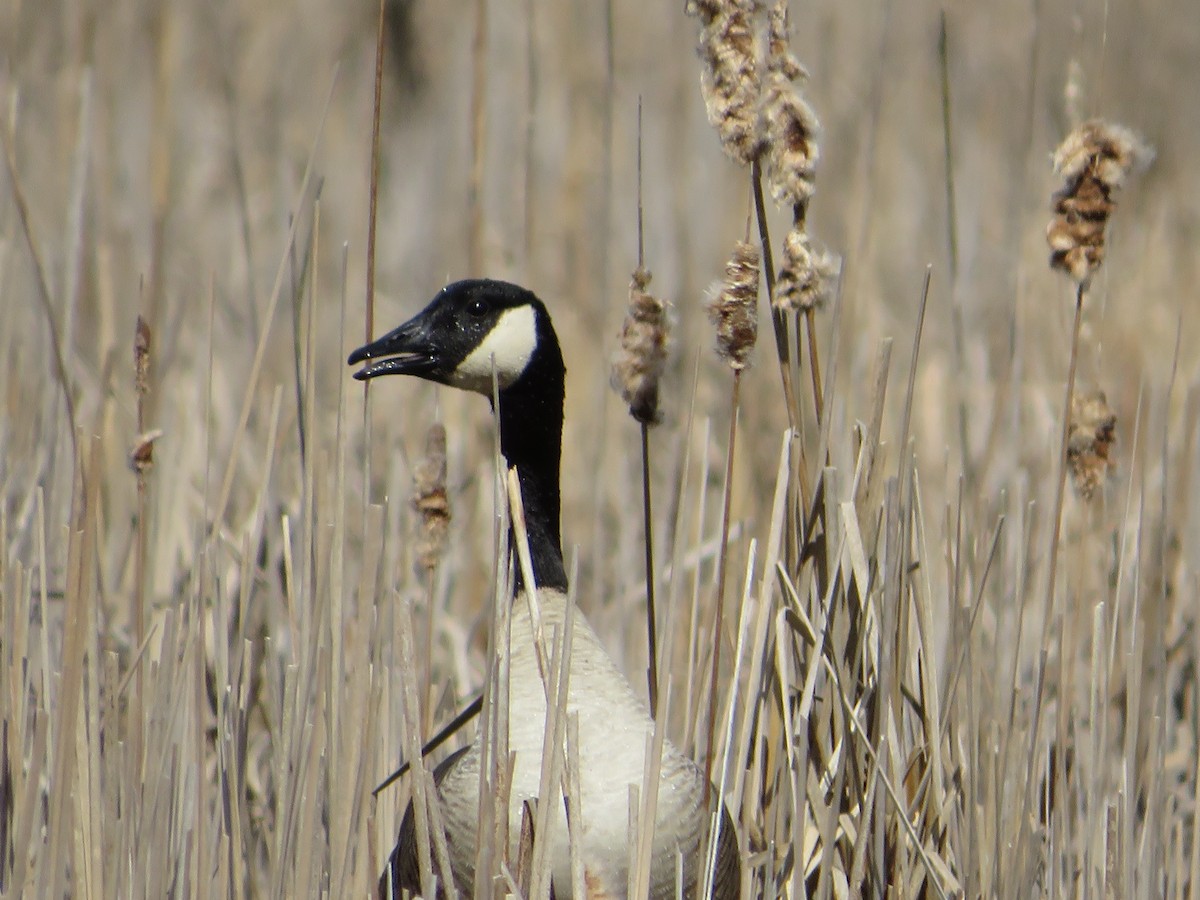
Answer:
[495,332,567,594]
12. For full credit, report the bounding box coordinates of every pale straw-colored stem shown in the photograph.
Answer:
[704,369,742,805]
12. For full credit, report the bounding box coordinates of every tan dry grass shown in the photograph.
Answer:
[2,0,1200,897]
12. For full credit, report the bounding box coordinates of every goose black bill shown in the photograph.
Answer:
[347,320,440,381]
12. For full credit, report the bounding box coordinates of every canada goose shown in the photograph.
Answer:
[350,279,741,899]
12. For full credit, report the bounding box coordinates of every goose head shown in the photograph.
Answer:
[348,278,562,397]
[349,279,568,591]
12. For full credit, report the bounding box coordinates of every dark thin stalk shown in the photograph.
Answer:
[750,158,799,430]
[633,96,659,717]
[641,424,659,717]
[804,306,823,422]
[791,200,825,425]
[703,370,741,805]
[373,694,485,796]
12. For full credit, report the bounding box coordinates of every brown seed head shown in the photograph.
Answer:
[412,423,451,574]
[766,0,806,82]
[689,0,764,165]
[775,229,837,312]
[763,75,820,208]
[612,267,670,425]
[1047,120,1151,286]
[1067,389,1116,501]
[708,240,759,370]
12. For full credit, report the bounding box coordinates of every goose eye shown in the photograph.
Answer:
[467,298,489,318]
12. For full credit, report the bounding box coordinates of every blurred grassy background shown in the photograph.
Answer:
[2,0,1199,896]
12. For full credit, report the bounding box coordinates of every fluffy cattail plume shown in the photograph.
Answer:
[708,240,760,369]
[775,228,837,312]
[765,0,805,81]
[688,0,764,166]
[1067,390,1116,501]
[763,83,820,207]
[612,267,670,425]
[412,423,451,574]
[1046,119,1152,286]
[762,0,819,207]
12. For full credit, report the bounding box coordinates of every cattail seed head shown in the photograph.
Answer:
[689,0,765,166]
[612,267,670,425]
[762,78,820,208]
[708,240,760,369]
[775,228,836,312]
[1067,390,1116,501]
[1046,119,1151,286]
[412,423,451,574]
[766,0,806,82]
[762,0,819,207]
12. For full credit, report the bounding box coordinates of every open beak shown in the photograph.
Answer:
[347,314,440,381]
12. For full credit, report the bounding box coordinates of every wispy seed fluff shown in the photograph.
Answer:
[775,228,837,312]
[762,0,819,207]
[687,0,764,166]
[412,423,451,574]
[708,240,760,369]
[1067,390,1116,501]
[1047,119,1152,286]
[612,267,670,425]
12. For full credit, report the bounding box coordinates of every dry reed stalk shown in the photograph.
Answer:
[130,316,154,777]
[530,602,575,900]
[702,239,759,807]
[565,714,586,898]
[612,105,672,713]
[0,113,79,463]
[468,0,488,272]
[631,680,669,898]
[395,593,439,897]
[366,0,386,349]
[209,69,337,535]
[938,11,972,480]
[1040,121,1148,856]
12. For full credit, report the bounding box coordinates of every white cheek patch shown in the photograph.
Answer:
[452,305,538,393]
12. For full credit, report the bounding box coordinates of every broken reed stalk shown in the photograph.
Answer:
[610,98,667,716]
[702,239,759,802]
